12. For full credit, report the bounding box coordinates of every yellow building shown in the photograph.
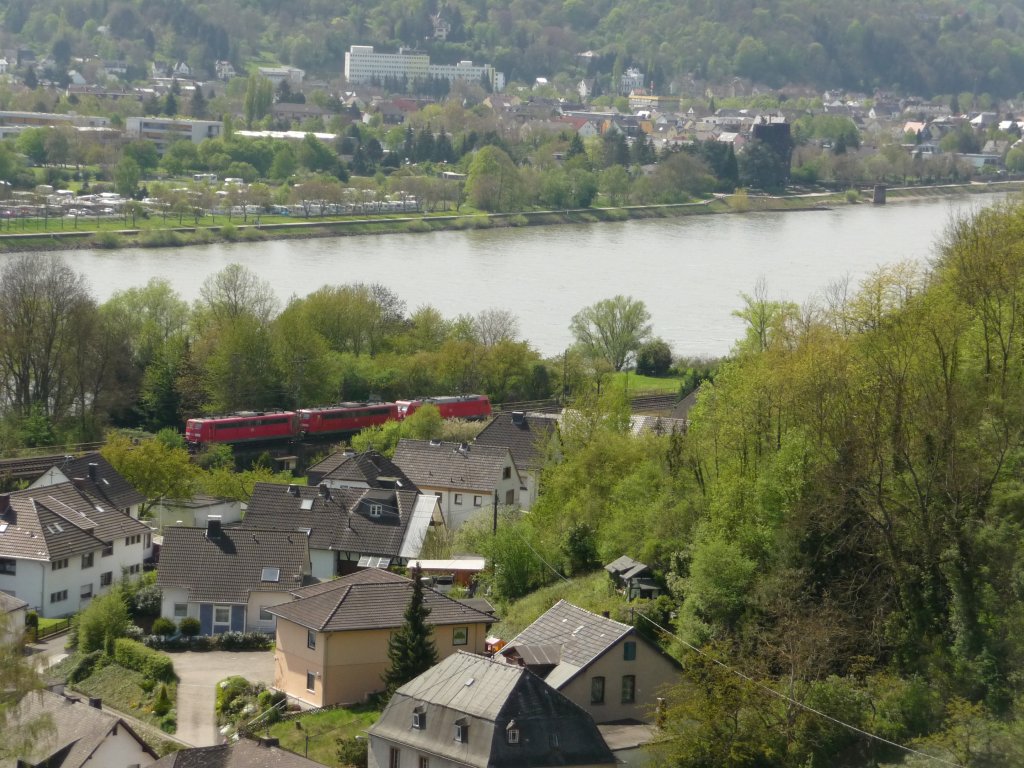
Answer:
[269,568,496,706]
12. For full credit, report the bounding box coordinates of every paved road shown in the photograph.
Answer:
[170,650,276,747]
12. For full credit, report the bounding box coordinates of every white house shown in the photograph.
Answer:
[392,440,523,528]
[32,452,147,519]
[473,411,559,510]
[0,482,153,618]
[157,520,310,635]
[7,690,158,768]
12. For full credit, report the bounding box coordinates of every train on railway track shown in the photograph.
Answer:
[184,394,492,447]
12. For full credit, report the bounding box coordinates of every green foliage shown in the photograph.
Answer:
[562,522,600,576]
[114,638,177,682]
[636,338,674,377]
[77,591,130,654]
[382,567,438,697]
[152,617,177,637]
[337,736,369,767]
[179,617,201,638]
[153,683,172,716]
[570,295,652,372]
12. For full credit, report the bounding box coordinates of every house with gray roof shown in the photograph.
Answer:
[32,452,148,518]
[157,520,310,635]
[268,567,496,707]
[0,590,28,644]
[392,439,522,528]
[305,449,413,490]
[150,736,328,767]
[368,651,616,768]
[604,555,661,600]
[473,411,559,509]
[0,482,153,618]
[5,689,159,768]
[241,479,440,580]
[500,600,678,723]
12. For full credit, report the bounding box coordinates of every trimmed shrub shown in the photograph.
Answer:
[114,638,177,682]
[67,650,104,683]
[152,617,176,637]
[179,617,201,638]
[218,631,273,651]
[153,683,172,716]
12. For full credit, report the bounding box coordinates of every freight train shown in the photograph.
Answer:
[184,394,491,447]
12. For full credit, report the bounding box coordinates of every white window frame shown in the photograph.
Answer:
[307,629,316,649]
[453,493,462,505]
[306,671,316,692]
[173,603,188,619]
[213,605,232,633]
[473,495,482,507]
[100,571,113,587]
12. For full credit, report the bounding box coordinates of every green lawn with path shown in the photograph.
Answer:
[264,705,380,767]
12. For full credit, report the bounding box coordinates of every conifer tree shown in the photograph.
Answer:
[382,567,438,696]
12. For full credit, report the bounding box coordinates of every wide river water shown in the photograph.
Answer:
[48,194,1010,358]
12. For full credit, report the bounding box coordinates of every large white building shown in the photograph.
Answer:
[124,116,223,154]
[344,45,503,91]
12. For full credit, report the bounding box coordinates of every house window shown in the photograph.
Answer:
[80,583,93,600]
[101,542,113,557]
[50,590,68,603]
[126,563,141,575]
[100,571,113,587]
[51,558,69,571]
[452,626,468,646]
[473,495,482,507]
[306,672,316,692]
[370,503,382,517]
[0,558,15,575]
[621,674,636,704]
[454,720,468,743]
[624,641,637,661]
[591,676,605,704]
[412,707,426,729]
[126,534,142,546]
[144,534,152,548]
[453,493,462,505]
[213,605,231,633]
[259,606,275,622]
[418,757,429,768]
[173,603,187,618]
[81,552,94,569]
[506,722,520,744]
[502,466,511,479]
[389,748,401,768]
[307,630,316,649]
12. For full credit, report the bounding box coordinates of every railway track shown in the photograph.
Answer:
[496,391,680,415]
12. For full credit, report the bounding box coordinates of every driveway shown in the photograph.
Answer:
[170,650,276,747]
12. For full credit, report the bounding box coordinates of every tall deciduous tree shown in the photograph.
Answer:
[569,295,652,371]
[382,567,438,696]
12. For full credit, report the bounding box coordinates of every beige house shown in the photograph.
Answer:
[500,600,679,723]
[269,569,495,707]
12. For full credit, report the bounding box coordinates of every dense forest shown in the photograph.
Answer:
[449,200,1024,766]
[7,0,1024,97]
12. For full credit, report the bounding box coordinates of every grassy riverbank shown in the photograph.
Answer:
[0,182,1015,253]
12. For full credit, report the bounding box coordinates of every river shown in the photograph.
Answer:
[49,194,1008,358]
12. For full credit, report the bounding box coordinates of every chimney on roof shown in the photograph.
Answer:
[88,697,102,709]
[318,483,332,501]
[343,449,355,458]
[429,439,441,447]
[206,517,222,539]
[601,611,610,618]
[458,442,469,453]
[257,737,280,748]
[511,411,525,425]
[87,462,98,481]
[288,484,299,497]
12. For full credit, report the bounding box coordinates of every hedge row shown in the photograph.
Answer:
[114,638,177,682]
[142,631,272,653]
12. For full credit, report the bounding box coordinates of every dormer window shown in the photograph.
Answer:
[412,706,426,729]
[454,719,469,743]
[506,720,519,744]
[370,503,383,517]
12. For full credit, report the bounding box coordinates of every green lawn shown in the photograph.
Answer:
[492,572,623,639]
[265,705,380,767]
[611,371,684,394]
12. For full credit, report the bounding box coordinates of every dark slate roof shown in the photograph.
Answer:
[604,555,650,579]
[369,652,616,768]
[9,690,158,768]
[156,526,308,604]
[305,450,415,490]
[0,482,151,562]
[60,452,148,510]
[501,600,632,689]
[150,737,328,767]
[392,439,516,491]
[269,567,495,632]
[241,482,419,558]
[473,412,559,472]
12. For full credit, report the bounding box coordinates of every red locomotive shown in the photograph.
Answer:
[185,394,491,447]
[395,394,492,421]
[298,402,399,437]
[184,411,298,445]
